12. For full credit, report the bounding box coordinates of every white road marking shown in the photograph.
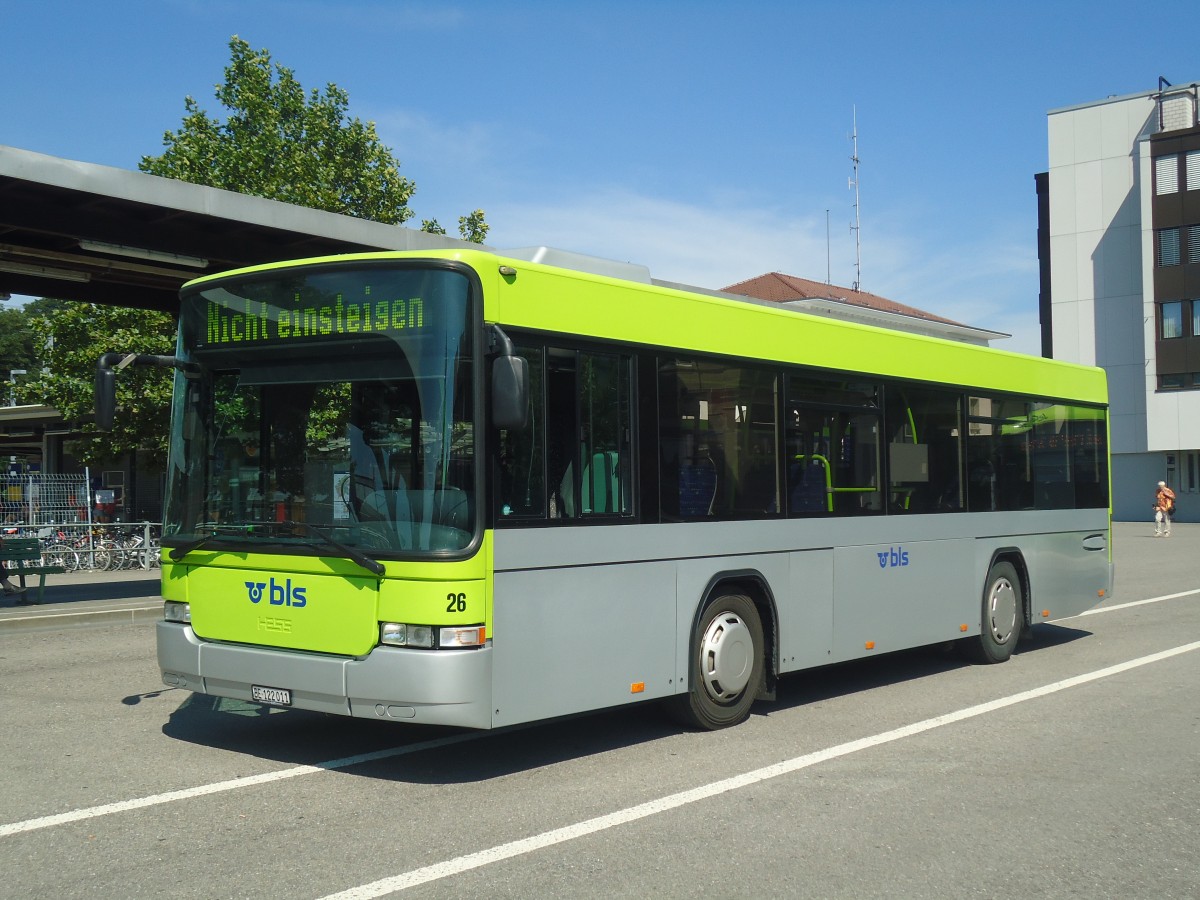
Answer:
[0,733,481,838]
[319,640,1200,899]
[1072,588,1200,617]
[2,586,1195,846]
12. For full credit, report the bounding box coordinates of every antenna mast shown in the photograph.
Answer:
[849,106,862,292]
[825,209,831,284]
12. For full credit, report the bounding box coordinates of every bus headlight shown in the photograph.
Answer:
[164,601,191,624]
[380,622,432,648]
[379,622,484,649]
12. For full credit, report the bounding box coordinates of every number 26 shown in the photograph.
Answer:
[446,592,467,612]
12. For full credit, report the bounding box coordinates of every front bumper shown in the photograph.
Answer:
[157,621,494,729]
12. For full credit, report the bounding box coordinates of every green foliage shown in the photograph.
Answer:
[13,37,496,471]
[0,306,41,403]
[139,36,418,224]
[18,303,176,468]
[458,209,490,244]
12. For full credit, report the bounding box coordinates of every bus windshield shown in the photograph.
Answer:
[163,263,476,556]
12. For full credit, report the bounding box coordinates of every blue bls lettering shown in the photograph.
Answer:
[877,546,910,569]
[245,578,307,608]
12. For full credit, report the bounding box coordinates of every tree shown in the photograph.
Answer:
[140,35,488,236]
[0,305,42,404]
[16,37,493,470]
[17,303,176,466]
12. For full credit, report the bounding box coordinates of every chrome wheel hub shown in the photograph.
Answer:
[699,612,753,702]
[987,577,1018,645]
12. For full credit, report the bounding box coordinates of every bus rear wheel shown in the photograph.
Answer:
[969,560,1023,664]
[668,594,764,730]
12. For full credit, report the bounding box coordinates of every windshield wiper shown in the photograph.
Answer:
[167,524,254,561]
[168,521,385,577]
[281,520,386,577]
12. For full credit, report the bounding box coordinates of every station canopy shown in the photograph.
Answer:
[0,144,469,314]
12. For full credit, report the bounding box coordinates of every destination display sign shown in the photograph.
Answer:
[199,291,426,349]
[186,265,469,351]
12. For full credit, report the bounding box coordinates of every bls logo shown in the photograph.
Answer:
[245,578,308,608]
[877,546,910,569]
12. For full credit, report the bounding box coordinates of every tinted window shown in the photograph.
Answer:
[659,358,778,519]
[786,375,882,516]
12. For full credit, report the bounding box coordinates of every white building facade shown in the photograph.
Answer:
[1040,81,1200,522]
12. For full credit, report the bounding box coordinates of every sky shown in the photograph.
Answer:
[2,0,1194,355]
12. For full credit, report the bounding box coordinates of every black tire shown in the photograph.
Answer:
[668,593,765,730]
[970,560,1023,664]
[43,542,79,571]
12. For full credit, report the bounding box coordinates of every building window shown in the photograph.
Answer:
[1188,151,1200,192]
[1156,154,1179,194]
[1161,301,1184,339]
[1158,228,1181,267]
[1189,225,1200,264]
[1160,374,1187,389]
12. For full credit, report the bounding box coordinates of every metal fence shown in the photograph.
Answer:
[2,471,161,570]
[3,472,90,527]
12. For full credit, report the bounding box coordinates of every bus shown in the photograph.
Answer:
[96,246,1113,731]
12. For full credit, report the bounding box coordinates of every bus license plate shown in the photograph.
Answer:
[251,685,292,706]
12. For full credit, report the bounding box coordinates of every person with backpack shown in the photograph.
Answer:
[1154,480,1177,537]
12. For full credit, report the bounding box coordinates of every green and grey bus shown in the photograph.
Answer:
[98,246,1112,730]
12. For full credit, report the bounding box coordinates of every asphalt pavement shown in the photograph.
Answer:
[0,519,1190,634]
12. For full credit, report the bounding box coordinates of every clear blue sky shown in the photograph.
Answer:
[2,0,1193,354]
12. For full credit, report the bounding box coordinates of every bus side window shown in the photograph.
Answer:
[785,374,882,517]
[496,344,633,523]
[659,357,778,520]
[885,386,962,513]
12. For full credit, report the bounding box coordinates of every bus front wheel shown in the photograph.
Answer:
[668,594,764,730]
[970,561,1023,664]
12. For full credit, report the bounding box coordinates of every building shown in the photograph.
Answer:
[1039,80,1199,522]
[721,272,1007,346]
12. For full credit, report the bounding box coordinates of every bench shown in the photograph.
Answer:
[1,537,66,605]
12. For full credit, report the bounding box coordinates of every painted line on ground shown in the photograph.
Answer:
[1071,588,1200,618]
[0,732,482,838]
[3,588,1196,843]
[319,640,1200,899]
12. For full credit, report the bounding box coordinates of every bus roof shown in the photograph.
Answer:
[182,247,1108,405]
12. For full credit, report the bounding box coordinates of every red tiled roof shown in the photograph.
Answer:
[720,272,964,327]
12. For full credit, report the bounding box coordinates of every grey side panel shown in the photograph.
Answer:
[1026,529,1112,620]
[490,509,1111,721]
[491,560,676,727]
[831,538,974,662]
[779,550,835,674]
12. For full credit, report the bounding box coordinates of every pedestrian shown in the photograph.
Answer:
[0,537,28,597]
[1153,480,1176,537]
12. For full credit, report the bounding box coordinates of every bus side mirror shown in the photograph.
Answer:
[95,363,117,432]
[492,355,529,430]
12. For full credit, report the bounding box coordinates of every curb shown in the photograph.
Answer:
[0,600,162,633]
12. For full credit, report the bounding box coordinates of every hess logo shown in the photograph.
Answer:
[877,546,910,569]
[245,578,308,608]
